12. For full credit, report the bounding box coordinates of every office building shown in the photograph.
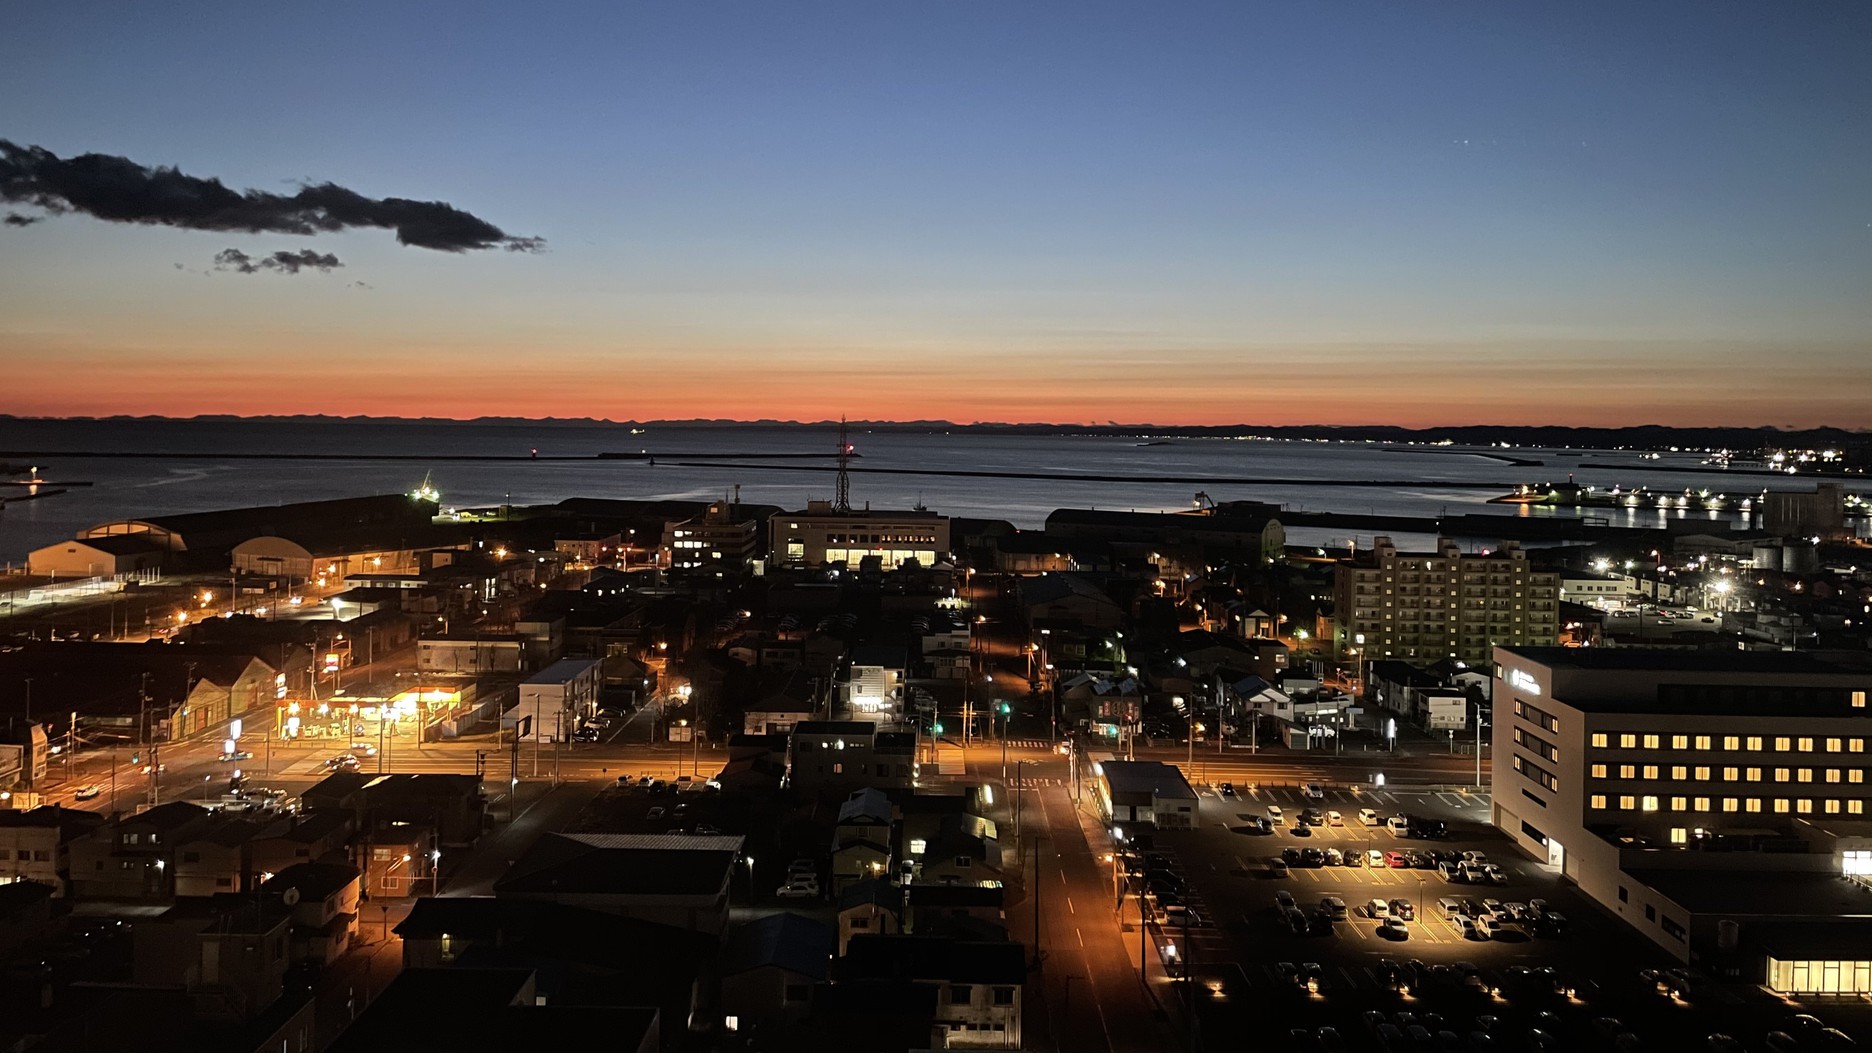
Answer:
[1333,537,1559,667]
[661,502,759,575]
[769,501,948,572]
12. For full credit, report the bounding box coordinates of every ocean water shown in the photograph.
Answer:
[0,419,1835,563]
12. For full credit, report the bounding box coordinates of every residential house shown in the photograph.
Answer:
[1017,573,1125,631]
[132,896,293,1022]
[905,884,1006,938]
[175,816,268,896]
[789,721,917,794]
[839,934,1026,1049]
[832,788,895,890]
[719,912,836,1033]
[836,879,903,954]
[260,862,360,966]
[0,805,107,895]
[325,968,659,1053]
[493,833,745,936]
[69,801,213,901]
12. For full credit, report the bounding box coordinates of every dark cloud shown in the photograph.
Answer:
[4,211,41,226]
[0,139,542,252]
[214,247,343,275]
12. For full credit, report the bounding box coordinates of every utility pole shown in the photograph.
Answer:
[1475,707,1487,793]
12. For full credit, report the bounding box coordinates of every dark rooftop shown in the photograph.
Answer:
[325,968,660,1053]
[1627,867,1872,919]
[840,933,1025,985]
[720,912,836,979]
[1503,646,1872,677]
[493,832,739,897]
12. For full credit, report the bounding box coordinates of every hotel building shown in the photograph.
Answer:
[1494,647,1872,993]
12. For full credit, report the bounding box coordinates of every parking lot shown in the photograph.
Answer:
[1118,783,1871,1050]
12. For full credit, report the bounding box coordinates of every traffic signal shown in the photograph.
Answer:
[932,722,945,735]
[996,702,1011,716]
[129,753,140,766]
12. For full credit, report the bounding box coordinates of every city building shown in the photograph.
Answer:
[662,502,759,575]
[788,721,918,793]
[506,657,603,742]
[1493,646,1872,988]
[1333,536,1560,667]
[1094,759,1198,830]
[769,501,949,572]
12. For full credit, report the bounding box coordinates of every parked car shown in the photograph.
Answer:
[645,806,666,820]
[1219,782,1236,796]
[777,879,818,899]
[1379,918,1411,941]
[1359,808,1380,826]
[1305,783,1325,800]
[1269,858,1290,878]
[1388,899,1416,921]
[1327,810,1344,825]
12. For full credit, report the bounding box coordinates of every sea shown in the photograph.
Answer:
[0,419,1856,565]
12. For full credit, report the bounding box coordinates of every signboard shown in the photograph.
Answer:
[1508,669,1541,696]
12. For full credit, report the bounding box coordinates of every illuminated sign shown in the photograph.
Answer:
[1508,669,1541,696]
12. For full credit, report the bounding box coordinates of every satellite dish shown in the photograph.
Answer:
[282,887,301,906]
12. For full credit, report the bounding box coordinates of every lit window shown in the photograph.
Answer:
[1642,765,1659,779]
[1798,769,1814,784]
[1590,795,1608,809]
[1671,735,1689,750]
[1775,737,1792,752]
[1746,768,1762,782]
[1641,796,1659,812]
[1747,736,1764,751]
[1669,828,1688,845]
[1723,736,1740,750]
[1852,801,1866,815]
[1619,795,1637,810]
[1847,850,1872,876]
[1851,771,1865,784]
[1694,767,1711,780]
[1774,768,1791,783]
[1797,738,1814,753]
[1619,765,1637,779]
[1643,734,1661,749]
[1693,797,1710,811]
[1722,798,1739,813]
[1669,796,1687,811]
[1694,735,1712,750]
[1826,738,1843,753]
[1825,800,1842,814]
[1590,764,1608,779]
[1591,733,1609,748]
[1746,799,1763,813]
[1796,799,1814,815]
[1620,734,1637,749]
[1670,766,1688,780]
[1723,767,1740,781]
[1774,799,1791,814]
[1827,769,1843,784]
[1853,691,1866,709]
[1853,739,1866,754]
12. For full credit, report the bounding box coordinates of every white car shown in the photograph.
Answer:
[74,784,102,801]
[776,879,819,899]
[1326,810,1344,826]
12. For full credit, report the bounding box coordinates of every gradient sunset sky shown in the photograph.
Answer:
[3,1,1869,428]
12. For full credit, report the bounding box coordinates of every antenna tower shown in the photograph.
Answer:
[834,418,853,513]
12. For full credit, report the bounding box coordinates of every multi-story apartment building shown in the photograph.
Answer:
[1493,646,1872,989]
[1333,537,1559,667]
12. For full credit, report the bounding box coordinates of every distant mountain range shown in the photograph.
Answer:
[0,415,1866,453]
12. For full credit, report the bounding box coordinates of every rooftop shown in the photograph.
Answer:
[1503,646,1872,677]
[523,657,603,685]
[1627,867,1872,919]
[1099,759,1199,801]
[493,832,740,897]
[720,911,836,979]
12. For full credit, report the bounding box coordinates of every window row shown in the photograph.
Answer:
[1590,733,1867,754]
[1588,764,1867,784]
[1588,795,1867,816]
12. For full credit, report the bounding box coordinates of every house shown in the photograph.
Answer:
[908,813,1003,888]
[905,884,1006,938]
[838,934,1026,1049]
[0,805,107,895]
[69,801,213,901]
[0,880,55,957]
[832,788,896,890]
[326,968,660,1053]
[132,895,293,1022]
[719,912,836,1032]
[174,815,269,896]
[301,771,486,847]
[789,721,918,793]
[1017,573,1125,631]
[1057,672,1142,728]
[395,897,711,1049]
[847,643,908,716]
[837,878,904,954]
[493,833,744,936]
[255,862,361,965]
[249,809,352,877]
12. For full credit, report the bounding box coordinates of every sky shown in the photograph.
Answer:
[2,1,1869,428]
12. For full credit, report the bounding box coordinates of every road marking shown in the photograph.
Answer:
[1076,928,1085,948]
[1067,897,1075,915]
